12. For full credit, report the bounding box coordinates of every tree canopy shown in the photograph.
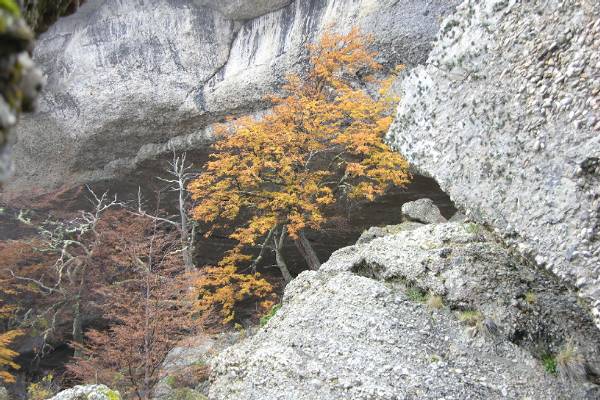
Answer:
[188,28,410,323]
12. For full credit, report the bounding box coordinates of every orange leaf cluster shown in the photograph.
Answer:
[193,265,274,325]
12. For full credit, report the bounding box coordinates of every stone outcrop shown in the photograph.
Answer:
[5,0,459,199]
[387,0,600,323]
[401,197,447,224]
[48,385,120,400]
[209,219,600,399]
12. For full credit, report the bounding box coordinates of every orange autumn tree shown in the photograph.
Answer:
[188,28,410,323]
[0,282,22,383]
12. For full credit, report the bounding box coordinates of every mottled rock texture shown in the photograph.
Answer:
[388,0,600,323]
[193,0,292,20]
[6,0,458,198]
[401,197,447,224]
[48,384,120,400]
[210,223,600,399]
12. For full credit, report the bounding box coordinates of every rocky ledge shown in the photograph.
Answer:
[209,203,600,399]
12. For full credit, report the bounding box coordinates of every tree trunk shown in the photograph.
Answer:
[274,227,293,283]
[72,299,83,358]
[294,230,320,270]
[179,184,195,273]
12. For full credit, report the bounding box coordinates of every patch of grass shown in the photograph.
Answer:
[464,223,482,235]
[542,353,557,374]
[556,342,586,382]
[260,303,282,327]
[429,354,441,363]
[100,388,121,400]
[524,291,536,305]
[405,286,427,302]
[458,310,483,327]
[426,294,444,310]
[165,375,177,388]
[169,388,207,400]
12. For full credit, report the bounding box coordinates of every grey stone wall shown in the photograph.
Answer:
[5,0,458,199]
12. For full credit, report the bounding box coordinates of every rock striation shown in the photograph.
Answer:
[5,0,459,198]
[209,219,600,399]
[388,0,600,323]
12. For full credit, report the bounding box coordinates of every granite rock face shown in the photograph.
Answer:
[209,223,600,399]
[388,0,600,323]
[193,0,293,20]
[6,0,459,198]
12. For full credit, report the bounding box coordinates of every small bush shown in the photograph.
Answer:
[169,388,207,400]
[260,303,282,327]
[27,374,58,400]
[542,354,557,374]
[405,287,427,303]
[524,291,536,305]
[100,388,121,400]
[556,342,586,382]
[426,294,444,310]
[166,375,177,388]
[458,310,483,327]
[464,223,482,235]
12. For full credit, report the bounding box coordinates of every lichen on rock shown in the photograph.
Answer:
[48,384,120,400]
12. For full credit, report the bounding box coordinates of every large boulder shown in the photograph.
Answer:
[209,223,600,399]
[5,0,459,199]
[387,0,600,322]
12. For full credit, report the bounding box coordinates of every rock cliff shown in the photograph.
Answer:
[6,0,458,198]
[388,0,600,324]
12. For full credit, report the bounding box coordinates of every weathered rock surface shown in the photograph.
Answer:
[209,223,600,399]
[49,384,120,400]
[387,0,600,322]
[6,0,459,199]
[401,197,447,224]
[193,0,293,20]
[357,221,423,244]
[153,332,250,400]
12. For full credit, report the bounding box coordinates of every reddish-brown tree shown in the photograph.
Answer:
[67,217,193,400]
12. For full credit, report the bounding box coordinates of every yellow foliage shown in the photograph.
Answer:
[193,265,274,325]
[188,28,411,323]
[0,328,22,383]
